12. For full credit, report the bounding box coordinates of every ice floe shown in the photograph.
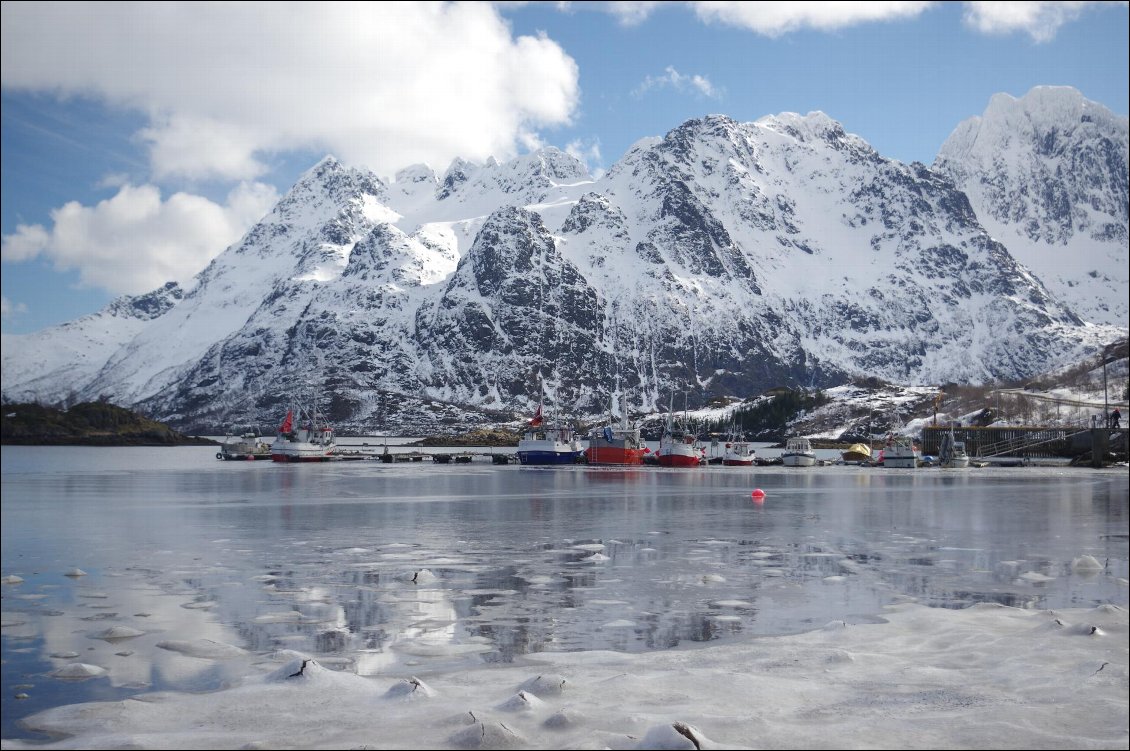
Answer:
[2,603,1125,749]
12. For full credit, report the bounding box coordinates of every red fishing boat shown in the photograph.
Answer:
[585,419,645,465]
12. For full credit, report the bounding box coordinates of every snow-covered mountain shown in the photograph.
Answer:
[935,86,1128,327]
[2,88,1126,433]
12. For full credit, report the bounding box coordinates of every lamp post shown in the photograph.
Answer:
[1104,357,1109,428]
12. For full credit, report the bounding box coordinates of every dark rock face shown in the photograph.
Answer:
[415,206,604,410]
[107,282,185,321]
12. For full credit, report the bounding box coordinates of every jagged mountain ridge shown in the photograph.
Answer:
[935,86,1129,326]
[1,87,1125,433]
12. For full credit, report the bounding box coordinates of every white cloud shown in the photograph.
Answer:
[565,137,603,165]
[689,1,933,36]
[1,296,28,318]
[565,137,605,177]
[0,183,279,296]
[0,224,50,263]
[621,1,1107,40]
[0,3,581,182]
[633,66,723,99]
[605,1,664,25]
[139,114,269,183]
[962,1,1098,42]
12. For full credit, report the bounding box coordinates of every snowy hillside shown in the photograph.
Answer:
[1,91,1126,434]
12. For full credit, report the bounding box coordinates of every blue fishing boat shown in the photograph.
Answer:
[516,402,582,465]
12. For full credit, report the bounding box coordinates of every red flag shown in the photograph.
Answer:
[528,403,543,427]
[279,410,293,434]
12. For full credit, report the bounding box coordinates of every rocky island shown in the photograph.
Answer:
[1,402,217,446]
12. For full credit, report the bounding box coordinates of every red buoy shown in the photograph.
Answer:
[751,488,765,500]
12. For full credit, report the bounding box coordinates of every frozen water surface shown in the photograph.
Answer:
[1,446,1127,748]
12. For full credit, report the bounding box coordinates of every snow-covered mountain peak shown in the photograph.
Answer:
[989,85,1117,128]
[419,148,596,234]
[935,86,1128,326]
[751,111,877,159]
[944,87,1124,164]
[438,157,480,200]
[3,92,1126,433]
[520,146,592,182]
[394,163,438,185]
[269,155,389,231]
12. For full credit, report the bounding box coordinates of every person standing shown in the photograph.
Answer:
[1111,408,1122,429]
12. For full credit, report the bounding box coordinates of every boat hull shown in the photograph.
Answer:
[271,450,336,463]
[657,449,701,467]
[517,429,582,466]
[220,451,272,461]
[518,450,582,465]
[585,424,645,466]
[585,445,645,465]
[270,438,337,462]
[721,442,756,466]
[880,452,918,468]
[219,434,272,461]
[781,438,816,467]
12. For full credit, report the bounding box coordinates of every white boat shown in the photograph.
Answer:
[657,397,702,468]
[701,434,727,464]
[781,437,817,467]
[938,426,971,469]
[879,433,919,468]
[658,427,701,467]
[217,430,272,461]
[722,435,756,466]
[517,402,582,465]
[271,403,337,462]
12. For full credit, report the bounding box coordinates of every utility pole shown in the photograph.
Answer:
[1103,350,1109,429]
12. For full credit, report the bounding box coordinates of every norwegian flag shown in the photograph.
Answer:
[279,410,294,434]
[528,402,543,427]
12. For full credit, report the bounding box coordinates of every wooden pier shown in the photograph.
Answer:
[326,440,510,463]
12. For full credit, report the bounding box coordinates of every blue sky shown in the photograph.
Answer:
[2,1,1127,335]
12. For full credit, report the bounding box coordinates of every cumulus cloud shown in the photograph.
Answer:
[623,1,1103,40]
[688,1,932,36]
[0,182,279,295]
[565,137,603,165]
[633,66,722,99]
[1,296,28,318]
[962,1,1099,42]
[604,1,664,25]
[0,3,581,182]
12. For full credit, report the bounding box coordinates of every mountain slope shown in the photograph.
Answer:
[2,97,1125,433]
[934,86,1129,327]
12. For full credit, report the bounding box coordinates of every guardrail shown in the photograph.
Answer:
[920,426,1125,459]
